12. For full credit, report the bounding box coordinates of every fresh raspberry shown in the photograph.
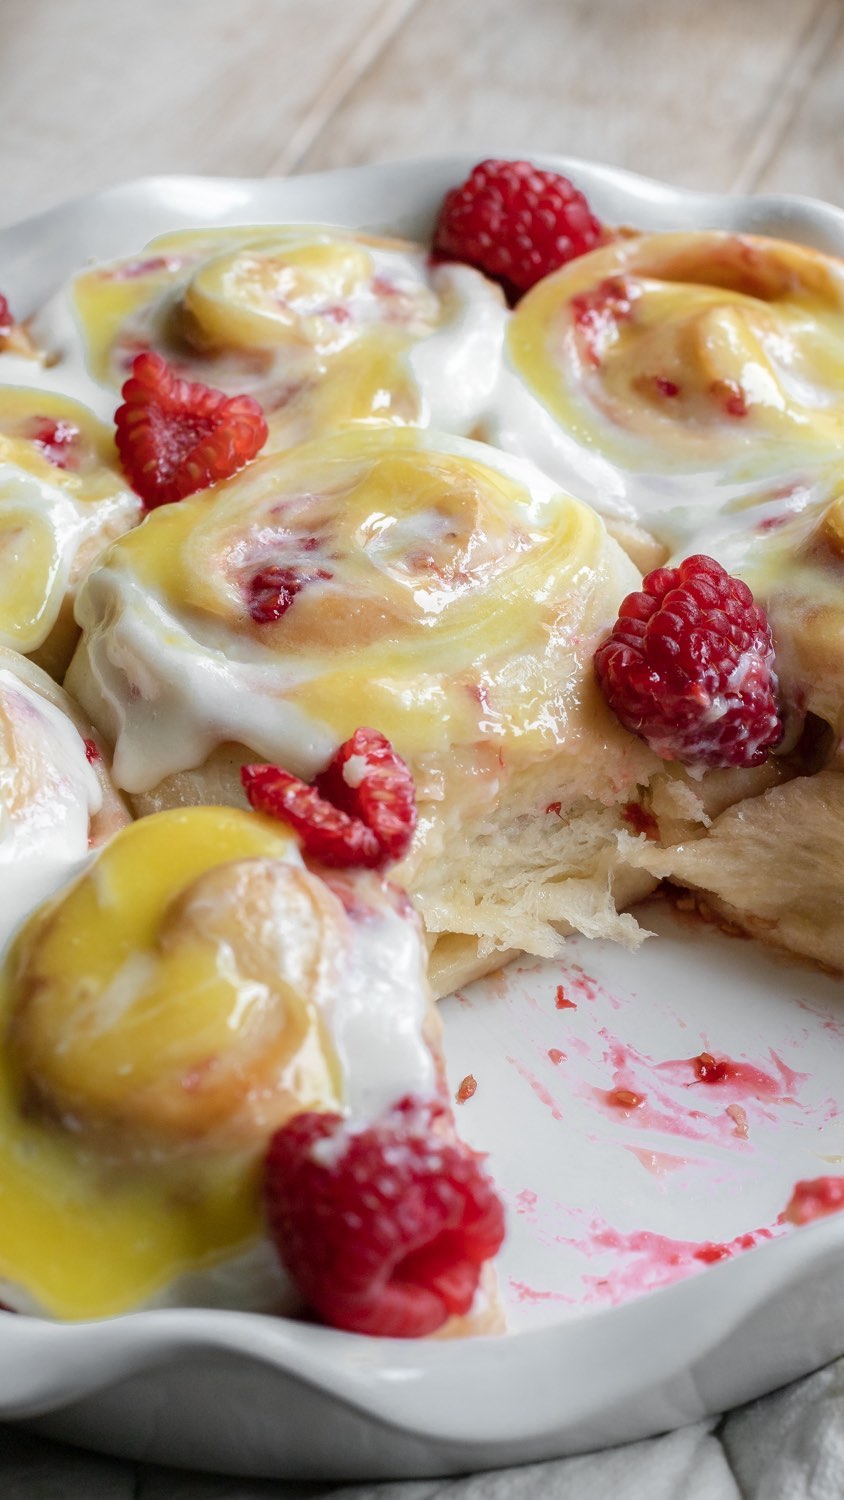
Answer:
[114,351,268,509]
[241,729,417,868]
[263,1097,505,1336]
[241,763,382,868]
[433,158,605,300]
[595,554,781,768]
[314,726,417,863]
[0,294,13,337]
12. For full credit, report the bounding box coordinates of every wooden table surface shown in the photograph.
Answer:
[1,1,844,1494]
[1,0,843,229]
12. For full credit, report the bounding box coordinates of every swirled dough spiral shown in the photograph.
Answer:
[67,427,670,968]
[60,224,507,450]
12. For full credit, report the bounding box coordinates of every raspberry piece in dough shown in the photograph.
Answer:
[246,559,332,625]
[29,418,81,470]
[247,567,303,624]
[594,554,781,769]
[114,351,268,509]
[433,158,605,300]
[263,1097,506,1337]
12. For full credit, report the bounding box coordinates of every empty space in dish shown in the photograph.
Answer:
[443,897,844,1329]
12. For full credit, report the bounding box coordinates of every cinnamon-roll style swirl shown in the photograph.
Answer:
[0,388,141,676]
[50,224,507,449]
[0,804,468,1322]
[488,231,844,565]
[67,427,722,983]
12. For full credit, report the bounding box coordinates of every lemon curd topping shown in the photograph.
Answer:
[0,802,436,1318]
[0,388,140,657]
[70,224,507,455]
[503,230,844,755]
[74,226,434,372]
[0,386,121,473]
[509,231,844,473]
[0,806,343,1318]
[67,222,506,450]
[179,235,436,353]
[68,429,635,796]
[505,228,844,752]
[720,478,844,742]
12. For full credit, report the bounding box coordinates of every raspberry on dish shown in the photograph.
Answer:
[114,351,268,509]
[241,763,383,868]
[263,1097,506,1337]
[594,554,782,768]
[433,158,605,300]
[0,294,13,338]
[315,727,417,864]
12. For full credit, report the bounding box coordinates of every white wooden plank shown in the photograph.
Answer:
[295,0,827,194]
[0,0,393,228]
[744,0,844,205]
[266,0,423,176]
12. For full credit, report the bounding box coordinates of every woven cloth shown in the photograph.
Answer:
[4,1353,844,1499]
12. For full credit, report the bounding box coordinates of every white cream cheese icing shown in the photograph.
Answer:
[14,225,508,449]
[0,804,438,1320]
[0,667,102,953]
[66,426,644,800]
[487,230,844,554]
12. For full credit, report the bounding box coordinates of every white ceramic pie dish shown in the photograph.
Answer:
[3,155,844,1481]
